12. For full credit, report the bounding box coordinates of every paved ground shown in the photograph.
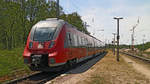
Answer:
[46,51,150,84]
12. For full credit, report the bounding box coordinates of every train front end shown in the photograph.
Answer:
[23,18,65,71]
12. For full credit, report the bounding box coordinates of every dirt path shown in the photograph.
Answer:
[45,51,150,84]
[122,55,150,79]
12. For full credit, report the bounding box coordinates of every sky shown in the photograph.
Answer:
[60,0,150,45]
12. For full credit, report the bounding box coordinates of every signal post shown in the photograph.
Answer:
[114,17,123,62]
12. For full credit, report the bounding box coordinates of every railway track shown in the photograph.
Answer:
[4,67,67,84]
[4,52,107,84]
[5,71,63,84]
[121,52,150,63]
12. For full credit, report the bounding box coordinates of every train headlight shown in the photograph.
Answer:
[24,58,29,64]
[49,41,55,48]
[49,58,55,64]
[29,42,33,48]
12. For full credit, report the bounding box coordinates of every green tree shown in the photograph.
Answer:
[61,12,89,34]
[0,0,89,50]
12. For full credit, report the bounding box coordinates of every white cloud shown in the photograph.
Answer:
[80,1,150,45]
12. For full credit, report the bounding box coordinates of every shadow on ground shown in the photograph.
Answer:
[66,52,107,74]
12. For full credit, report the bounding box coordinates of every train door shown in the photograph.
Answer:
[72,34,79,59]
[85,38,88,56]
[76,35,82,59]
[67,32,74,60]
[78,36,83,58]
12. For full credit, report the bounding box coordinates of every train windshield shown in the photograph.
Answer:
[33,27,56,41]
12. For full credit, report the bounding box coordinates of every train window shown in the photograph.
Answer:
[68,33,72,47]
[87,40,89,47]
[78,36,82,47]
[97,41,99,48]
[81,37,84,47]
[30,27,36,40]
[99,43,101,48]
[80,36,82,47]
[30,21,63,41]
[70,33,76,47]
[91,40,93,47]
[95,41,97,47]
[84,38,86,47]
[64,33,68,48]
[64,32,80,48]
[64,32,72,48]
[85,38,88,46]
[80,37,83,47]
[88,40,91,47]
[93,41,95,47]
[53,24,63,39]
[81,37,83,47]
[76,35,79,47]
[93,40,95,47]
[64,32,71,48]
[73,34,78,47]
[33,27,56,41]
[87,40,90,47]
[93,40,95,48]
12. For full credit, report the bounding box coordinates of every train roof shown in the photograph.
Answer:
[33,18,65,28]
[35,18,103,43]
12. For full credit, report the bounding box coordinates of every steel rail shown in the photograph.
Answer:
[4,72,42,84]
[121,52,150,63]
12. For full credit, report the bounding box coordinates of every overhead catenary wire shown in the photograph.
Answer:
[131,17,140,51]
[60,0,80,14]
[70,0,81,12]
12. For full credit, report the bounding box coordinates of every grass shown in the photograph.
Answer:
[0,48,29,77]
[90,74,106,84]
[131,42,150,51]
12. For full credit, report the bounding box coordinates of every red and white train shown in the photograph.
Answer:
[23,18,105,71]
